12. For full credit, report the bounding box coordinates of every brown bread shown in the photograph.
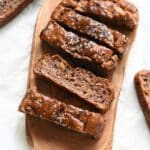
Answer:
[33,54,114,112]
[40,21,118,78]
[19,89,104,139]
[134,70,150,128]
[61,0,138,29]
[52,5,128,55]
[0,0,33,27]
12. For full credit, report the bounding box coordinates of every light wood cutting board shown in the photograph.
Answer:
[25,0,137,149]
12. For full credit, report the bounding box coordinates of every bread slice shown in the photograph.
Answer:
[0,0,33,27]
[61,0,138,29]
[134,70,150,128]
[40,21,118,78]
[19,89,104,139]
[52,5,128,55]
[33,54,114,112]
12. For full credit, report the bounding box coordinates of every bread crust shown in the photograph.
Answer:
[19,89,104,139]
[61,0,138,29]
[40,21,118,78]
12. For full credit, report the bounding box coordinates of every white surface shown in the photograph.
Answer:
[0,0,149,150]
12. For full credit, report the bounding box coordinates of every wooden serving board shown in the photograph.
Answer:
[25,0,137,149]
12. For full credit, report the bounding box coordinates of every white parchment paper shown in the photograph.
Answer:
[0,0,149,149]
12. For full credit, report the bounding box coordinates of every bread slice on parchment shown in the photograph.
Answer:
[0,0,33,27]
[134,70,150,128]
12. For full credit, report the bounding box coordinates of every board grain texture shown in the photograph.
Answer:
[25,0,137,150]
